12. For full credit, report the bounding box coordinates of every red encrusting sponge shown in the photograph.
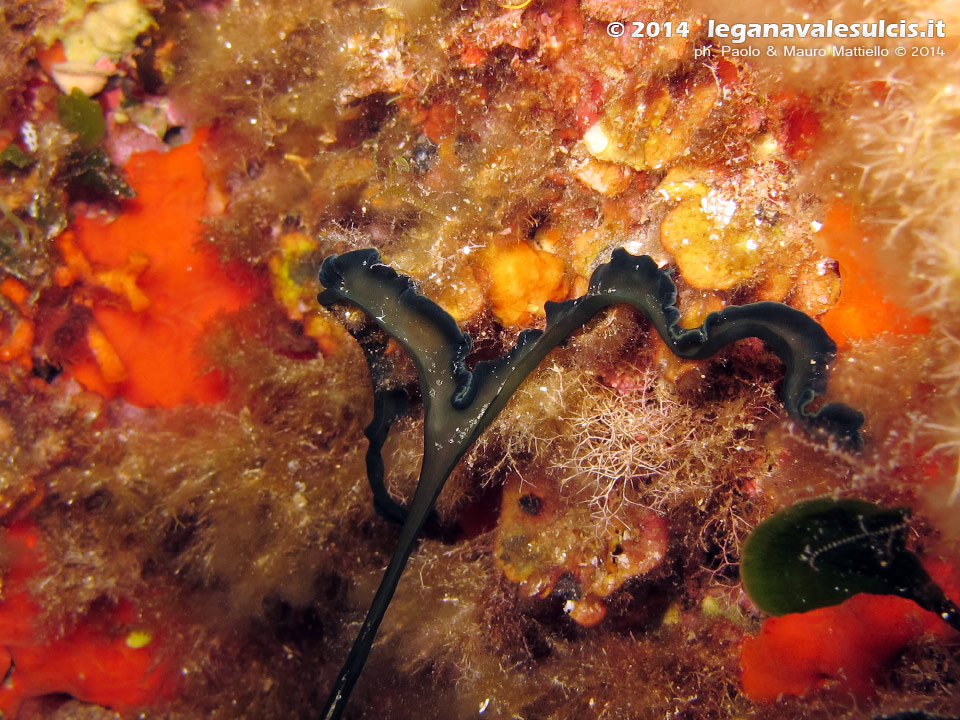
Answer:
[61,128,257,407]
[0,521,180,717]
[741,560,960,700]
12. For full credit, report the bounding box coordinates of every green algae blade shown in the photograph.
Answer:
[57,88,107,148]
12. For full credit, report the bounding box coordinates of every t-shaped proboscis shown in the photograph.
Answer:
[317,248,864,719]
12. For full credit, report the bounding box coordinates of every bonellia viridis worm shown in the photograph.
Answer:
[316,247,864,719]
[741,497,960,630]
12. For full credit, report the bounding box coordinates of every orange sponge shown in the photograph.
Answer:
[816,200,930,349]
[0,521,179,717]
[481,241,569,327]
[64,129,256,406]
[741,562,959,701]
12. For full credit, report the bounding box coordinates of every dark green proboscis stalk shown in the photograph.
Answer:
[741,497,960,630]
[316,247,864,719]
